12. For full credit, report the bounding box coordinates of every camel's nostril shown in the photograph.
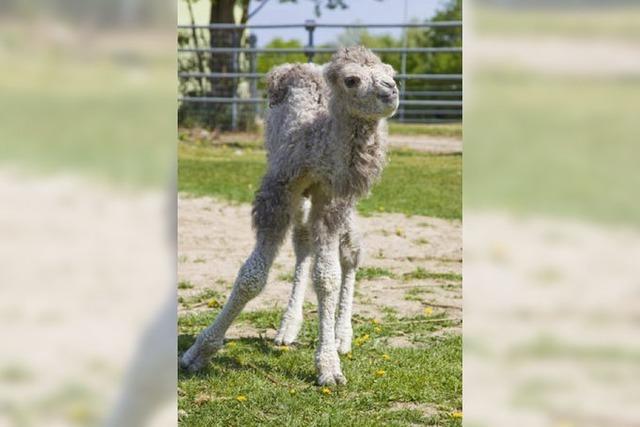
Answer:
[381,80,395,89]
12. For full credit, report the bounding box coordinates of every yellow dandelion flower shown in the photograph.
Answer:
[321,387,332,395]
[207,298,220,308]
[382,354,391,361]
[451,411,463,418]
[346,352,353,360]
[423,307,433,316]
[355,334,370,346]
[236,395,247,402]
[375,369,386,377]
[371,319,381,325]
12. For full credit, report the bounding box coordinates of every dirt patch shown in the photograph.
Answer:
[388,135,462,154]
[179,128,462,154]
[390,401,440,418]
[178,195,462,338]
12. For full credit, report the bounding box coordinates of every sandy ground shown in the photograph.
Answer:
[464,211,640,426]
[468,36,640,76]
[178,195,462,340]
[180,129,462,155]
[0,168,175,426]
[388,134,462,154]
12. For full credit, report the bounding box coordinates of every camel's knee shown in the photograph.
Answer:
[293,225,312,255]
[252,175,292,244]
[235,252,269,299]
[312,248,341,295]
[340,233,362,271]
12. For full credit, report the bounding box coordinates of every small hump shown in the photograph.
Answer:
[266,63,325,106]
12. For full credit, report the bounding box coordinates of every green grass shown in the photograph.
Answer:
[0,48,175,187]
[475,5,640,40]
[178,144,461,220]
[465,72,640,225]
[178,281,195,290]
[403,268,462,282]
[180,289,224,310]
[356,267,397,281]
[404,287,434,301]
[178,308,462,426]
[388,122,462,138]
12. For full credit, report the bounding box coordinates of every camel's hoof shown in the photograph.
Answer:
[180,342,219,373]
[179,351,210,373]
[335,337,352,355]
[274,321,301,346]
[273,335,295,346]
[317,371,347,386]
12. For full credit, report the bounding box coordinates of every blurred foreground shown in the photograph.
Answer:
[0,7,176,427]
[464,1,640,426]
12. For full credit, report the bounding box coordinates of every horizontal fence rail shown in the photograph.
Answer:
[178,20,462,128]
[178,72,462,81]
[178,46,462,54]
[178,21,462,30]
[179,97,462,107]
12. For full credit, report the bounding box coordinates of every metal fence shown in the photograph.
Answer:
[178,21,462,129]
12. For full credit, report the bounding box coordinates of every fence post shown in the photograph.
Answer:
[304,19,316,63]
[231,29,239,131]
[248,33,259,124]
[399,51,406,122]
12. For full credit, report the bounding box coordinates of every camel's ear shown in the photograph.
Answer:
[323,62,340,87]
[383,63,396,77]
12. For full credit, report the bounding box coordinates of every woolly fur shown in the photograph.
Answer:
[181,46,399,386]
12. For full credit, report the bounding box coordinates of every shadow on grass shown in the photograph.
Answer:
[177,334,317,384]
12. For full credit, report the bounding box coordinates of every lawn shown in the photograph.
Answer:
[464,71,640,225]
[178,138,462,425]
[178,306,462,426]
[0,44,175,187]
[178,144,462,220]
[388,122,462,139]
[475,5,640,41]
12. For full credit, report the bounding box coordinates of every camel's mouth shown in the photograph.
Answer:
[377,93,397,103]
[377,93,399,116]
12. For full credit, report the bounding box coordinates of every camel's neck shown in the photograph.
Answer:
[328,98,388,198]
[329,99,380,147]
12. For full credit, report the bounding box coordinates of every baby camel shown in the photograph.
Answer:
[180,46,398,385]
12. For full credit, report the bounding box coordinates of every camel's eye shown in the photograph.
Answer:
[344,76,360,88]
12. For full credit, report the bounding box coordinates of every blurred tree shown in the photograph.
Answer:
[256,38,307,74]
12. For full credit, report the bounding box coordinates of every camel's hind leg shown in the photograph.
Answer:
[275,197,312,346]
[335,211,361,355]
[180,175,291,372]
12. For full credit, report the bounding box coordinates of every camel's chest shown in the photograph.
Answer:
[332,142,386,198]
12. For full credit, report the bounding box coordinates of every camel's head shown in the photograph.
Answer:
[324,46,399,120]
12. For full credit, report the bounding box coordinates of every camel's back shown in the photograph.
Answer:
[264,63,329,154]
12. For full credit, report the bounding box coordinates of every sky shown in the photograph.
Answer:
[178,0,445,46]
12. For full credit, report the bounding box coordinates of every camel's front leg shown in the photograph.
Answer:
[312,231,346,386]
